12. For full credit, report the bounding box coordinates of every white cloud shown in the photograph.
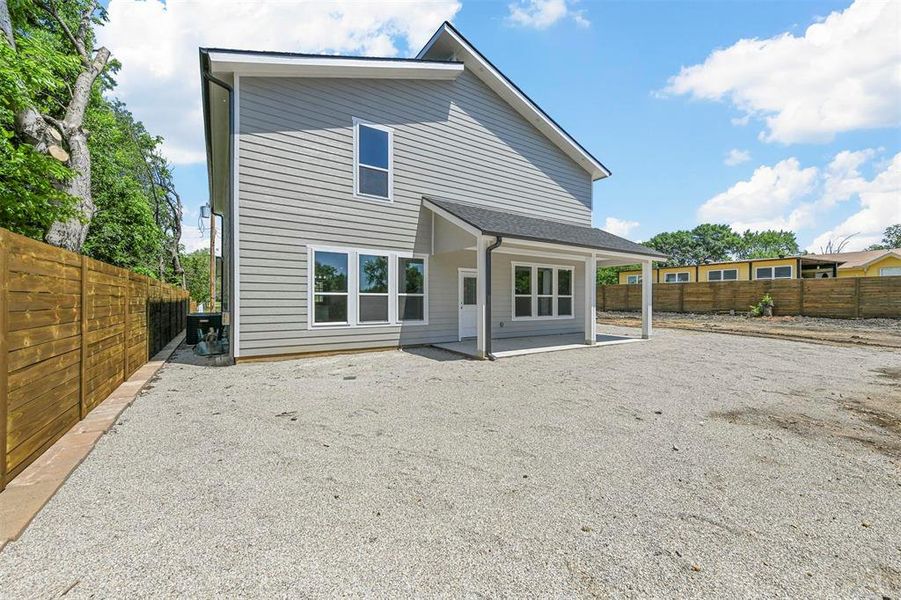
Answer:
[602,217,639,238]
[808,152,901,251]
[724,148,750,166]
[507,0,589,29]
[698,157,819,231]
[99,0,461,165]
[664,0,901,143]
[698,150,901,251]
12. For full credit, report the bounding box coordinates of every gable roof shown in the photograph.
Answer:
[813,248,901,270]
[416,22,611,181]
[423,197,666,259]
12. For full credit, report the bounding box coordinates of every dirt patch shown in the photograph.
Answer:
[598,311,901,349]
[712,405,901,459]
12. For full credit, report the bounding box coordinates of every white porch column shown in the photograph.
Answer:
[641,259,653,339]
[476,236,487,358]
[584,254,597,345]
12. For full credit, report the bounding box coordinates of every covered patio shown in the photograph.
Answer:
[423,197,667,360]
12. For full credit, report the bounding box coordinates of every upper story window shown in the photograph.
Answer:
[708,268,738,282]
[756,265,792,280]
[664,272,689,283]
[354,119,393,201]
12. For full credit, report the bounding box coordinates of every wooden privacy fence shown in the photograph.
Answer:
[598,276,901,319]
[0,228,189,489]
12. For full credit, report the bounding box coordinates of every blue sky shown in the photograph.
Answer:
[98,0,900,253]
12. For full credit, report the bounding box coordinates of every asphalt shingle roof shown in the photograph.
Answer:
[424,197,666,259]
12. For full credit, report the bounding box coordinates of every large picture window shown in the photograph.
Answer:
[309,247,426,328]
[313,251,349,324]
[512,263,575,320]
[398,257,425,322]
[358,254,389,323]
[354,120,393,201]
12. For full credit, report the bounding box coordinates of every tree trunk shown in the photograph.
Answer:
[44,129,94,249]
[0,0,14,49]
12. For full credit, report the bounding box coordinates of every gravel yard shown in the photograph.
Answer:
[1,326,899,597]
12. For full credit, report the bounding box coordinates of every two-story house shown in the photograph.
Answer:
[200,22,665,362]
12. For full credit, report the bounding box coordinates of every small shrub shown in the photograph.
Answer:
[749,293,774,318]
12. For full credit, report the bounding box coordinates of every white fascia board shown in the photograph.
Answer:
[417,25,611,181]
[208,52,463,80]
[503,237,664,262]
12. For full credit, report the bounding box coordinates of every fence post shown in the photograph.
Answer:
[79,255,88,419]
[854,278,861,319]
[679,284,685,313]
[122,273,130,379]
[0,230,9,491]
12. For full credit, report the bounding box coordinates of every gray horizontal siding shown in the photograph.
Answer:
[236,67,593,357]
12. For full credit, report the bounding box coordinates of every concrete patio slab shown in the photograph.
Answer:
[432,331,643,358]
[0,333,185,550]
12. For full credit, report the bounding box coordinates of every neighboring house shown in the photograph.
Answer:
[200,22,665,362]
[618,249,901,284]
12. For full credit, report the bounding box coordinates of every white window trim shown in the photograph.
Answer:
[626,274,642,284]
[357,253,391,325]
[397,256,428,324]
[663,271,690,283]
[707,268,738,282]
[352,118,394,202]
[511,262,575,321]
[308,245,427,329]
[755,265,793,280]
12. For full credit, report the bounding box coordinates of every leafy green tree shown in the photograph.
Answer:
[644,224,739,266]
[182,249,211,307]
[734,229,800,259]
[867,224,901,250]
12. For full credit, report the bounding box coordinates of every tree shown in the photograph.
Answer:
[1,0,112,251]
[867,224,901,250]
[644,224,739,266]
[182,249,211,307]
[734,229,800,259]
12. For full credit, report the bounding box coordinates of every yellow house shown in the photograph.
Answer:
[617,249,901,284]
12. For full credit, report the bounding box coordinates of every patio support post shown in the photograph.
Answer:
[476,236,487,359]
[641,260,652,339]
[584,254,597,345]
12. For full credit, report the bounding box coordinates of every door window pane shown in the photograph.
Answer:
[463,276,477,305]
[558,297,572,316]
[359,255,388,293]
[398,296,424,321]
[537,268,553,295]
[537,297,553,316]
[359,166,388,198]
[515,297,531,317]
[557,269,572,295]
[399,258,425,293]
[314,295,347,323]
[315,252,347,292]
[359,296,388,322]
[358,125,389,169]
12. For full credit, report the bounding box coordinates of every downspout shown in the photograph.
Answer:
[485,236,503,361]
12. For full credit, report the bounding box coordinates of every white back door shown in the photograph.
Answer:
[458,269,478,340]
